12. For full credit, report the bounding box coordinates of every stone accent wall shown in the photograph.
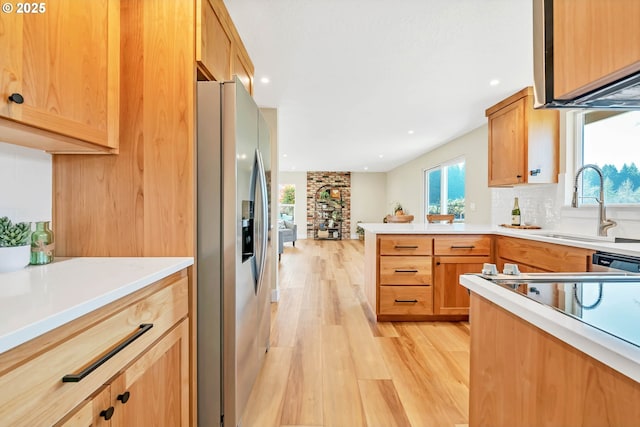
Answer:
[307,172,351,239]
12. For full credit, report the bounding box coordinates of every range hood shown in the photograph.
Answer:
[533,0,640,109]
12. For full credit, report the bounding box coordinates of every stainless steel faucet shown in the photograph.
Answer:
[571,164,616,236]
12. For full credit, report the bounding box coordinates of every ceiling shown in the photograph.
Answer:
[225,0,534,172]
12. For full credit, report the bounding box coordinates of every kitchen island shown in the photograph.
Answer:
[0,257,194,426]
[460,273,640,427]
[360,222,640,322]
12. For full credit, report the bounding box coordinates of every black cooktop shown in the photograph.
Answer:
[492,278,640,348]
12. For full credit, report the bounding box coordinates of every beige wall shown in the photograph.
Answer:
[350,172,387,237]
[386,125,491,224]
[278,171,307,239]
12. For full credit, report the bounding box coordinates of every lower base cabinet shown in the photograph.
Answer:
[434,256,491,315]
[0,270,190,427]
[58,319,189,427]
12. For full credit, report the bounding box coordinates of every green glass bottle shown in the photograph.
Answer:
[30,221,55,265]
[511,197,521,226]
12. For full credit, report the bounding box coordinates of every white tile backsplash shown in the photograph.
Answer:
[491,173,640,238]
[0,142,52,223]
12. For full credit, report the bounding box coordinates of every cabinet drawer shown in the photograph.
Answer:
[379,235,432,256]
[0,275,189,427]
[379,286,433,315]
[379,256,432,285]
[434,235,491,256]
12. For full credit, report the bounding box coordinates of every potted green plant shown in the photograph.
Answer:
[356,222,365,241]
[392,202,404,216]
[0,216,32,273]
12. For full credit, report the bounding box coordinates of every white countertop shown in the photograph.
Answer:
[0,257,194,355]
[359,223,640,257]
[460,274,640,383]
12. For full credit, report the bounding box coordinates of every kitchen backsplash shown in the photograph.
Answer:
[0,142,52,222]
[491,173,640,238]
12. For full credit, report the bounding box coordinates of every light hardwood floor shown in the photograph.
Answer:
[243,239,470,427]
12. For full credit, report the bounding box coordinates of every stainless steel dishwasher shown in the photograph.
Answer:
[591,251,640,273]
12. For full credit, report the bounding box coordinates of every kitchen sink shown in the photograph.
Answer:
[533,232,640,244]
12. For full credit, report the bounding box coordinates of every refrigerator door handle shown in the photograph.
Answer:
[255,148,269,294]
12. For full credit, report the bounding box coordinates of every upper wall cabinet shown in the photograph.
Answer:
[553,0,640,100]
[0,0,119,153]
[196,0,254,94]
[486,87,559,187]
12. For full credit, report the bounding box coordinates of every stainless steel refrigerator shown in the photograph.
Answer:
[197,78,272,427]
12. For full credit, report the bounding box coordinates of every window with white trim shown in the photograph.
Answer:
[576,111,640,204]
[424,158,465,221]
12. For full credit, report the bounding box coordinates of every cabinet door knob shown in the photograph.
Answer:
[8,93,24,104]
[516,174,523,179]
[117,391,130,404]
[100,406,115,420]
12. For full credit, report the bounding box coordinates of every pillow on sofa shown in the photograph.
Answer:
[278,220,286,229]
[284,220,293,229]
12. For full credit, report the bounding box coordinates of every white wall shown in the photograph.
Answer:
[278,171,307,239]
[350,172,387,237]
[386,125,492,224]
[0,142,52,223]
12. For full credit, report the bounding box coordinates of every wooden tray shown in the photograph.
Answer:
[499,224,541,229]
[385,214,414,223]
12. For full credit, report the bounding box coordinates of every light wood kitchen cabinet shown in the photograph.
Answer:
[0,0,119,153]
[433,235,491,316]
[375,235,434,320]
[0,270,190,427]
[196,0,254,94]
[486,87,559,186]
[553,0,640,100]
[55,386,111,427]
[495,236,594,272]
[469,293,640,427]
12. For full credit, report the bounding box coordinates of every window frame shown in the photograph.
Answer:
[573,110,640,206]
[423,156,466,222]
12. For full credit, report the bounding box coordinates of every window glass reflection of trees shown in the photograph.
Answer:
[581,111,640,204]
[278,184,295,221]
[426,160,465,221]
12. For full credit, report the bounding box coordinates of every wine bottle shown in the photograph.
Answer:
[511,197,521,226]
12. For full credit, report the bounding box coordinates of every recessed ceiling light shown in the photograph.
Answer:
[489,79,500,86]
[260,76,270,84]
[378,154,384,158]
[408,130,415,135]
[363,166,369,170]
[282,153,287,158]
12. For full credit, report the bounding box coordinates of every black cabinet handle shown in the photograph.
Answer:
[395,299,418,303]
[436,261,441,265]
[8,93,24,104]
[62,324,154,383]
[100,407,115,421]
[117,391,131,404]
[394,245,418,249]
[450,245,475,249]
[394,269,418,273]
[516,174,523,179]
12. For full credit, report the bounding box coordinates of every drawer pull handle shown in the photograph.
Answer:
[117,391,131,404]
[394,245,419,249]
[100,407,115,421]
[395,299,418,303]
[394,269,418,273]
[450,245,475,249]
[62,324,154,383]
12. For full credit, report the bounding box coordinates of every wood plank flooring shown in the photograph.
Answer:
[243,239,470,427]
